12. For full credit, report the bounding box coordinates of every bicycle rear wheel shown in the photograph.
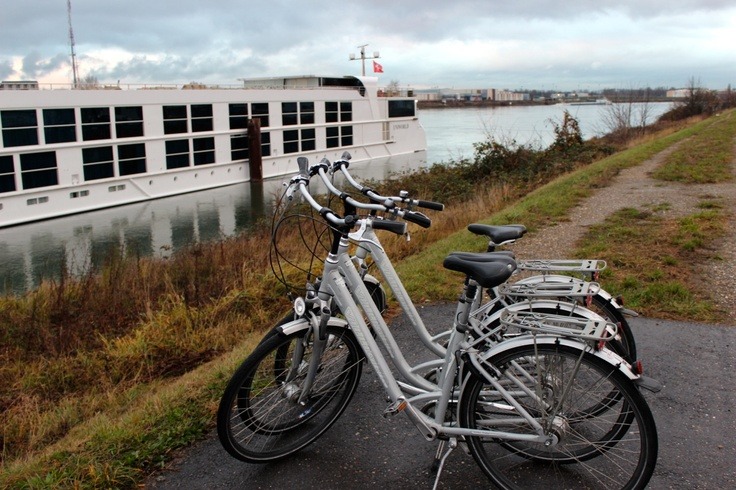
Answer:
[460,343,657,490]
[217,325,363,463]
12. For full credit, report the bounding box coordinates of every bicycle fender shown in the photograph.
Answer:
[480,334,640,381]
[278,317,349,336]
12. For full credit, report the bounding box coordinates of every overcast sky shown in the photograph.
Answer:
[1,1,734,91]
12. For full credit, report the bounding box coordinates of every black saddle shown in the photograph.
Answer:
[443,253,516,289]
[467,223,527,244]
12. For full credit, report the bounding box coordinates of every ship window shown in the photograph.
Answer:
[283,129,315,154]
[70,190,89,198]
[340,102,352,122]
[230,134,248,161]
[1,109,38,147]
[27,196,49,205]
[283,129,298,154]
[165,139,190,169]
[300,102,314,125]
[81,107,111,141]
[0,155,16,193]
[252,103,270,127]
[326,102,338,123]
[191,104,213,132]
[193,137,215,165]
[229,103,249,129]
[341,125,353,146]
[82,146,114,181]
[163,105,188,134]
[20,151,58,189]
[115,106,144,138]
[261,132,271,157]
[388,100,415,118]
[282,102,298,126]
[326,126,339,148]
[43,108,77,143]
[301,128,315,151]
[282,102,315,126]
[326,102,352,123]
[326,125,353,148]
[118,143,147,175]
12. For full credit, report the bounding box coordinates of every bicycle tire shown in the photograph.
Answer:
[217,324,363,463]
[459,343,658,490]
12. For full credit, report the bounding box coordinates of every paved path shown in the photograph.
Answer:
[147,304,736,489]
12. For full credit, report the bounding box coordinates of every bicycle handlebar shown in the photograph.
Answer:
[332,152,445,212]
[289,161,414,234]
[289,172,350,229]
[312,159,393,214]
[312,157,433,229]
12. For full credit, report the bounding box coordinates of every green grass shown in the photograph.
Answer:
[394,113,718,299]
[652,110,736,183]
[573,205,727,321]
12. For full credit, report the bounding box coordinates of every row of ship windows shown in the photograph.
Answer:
[0,101,356,149]
[0,125,355,194]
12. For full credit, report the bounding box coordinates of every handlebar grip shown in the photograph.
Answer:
[417,200,445,211]
[371,219,407,235]
[403,210,432,228]
[297,156,309,175]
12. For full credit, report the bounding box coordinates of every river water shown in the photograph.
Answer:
[0,102,672,294]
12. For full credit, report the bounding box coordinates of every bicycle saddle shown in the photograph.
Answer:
[443,254,516,289]
[467,223,527,244]
[448,251,516,262]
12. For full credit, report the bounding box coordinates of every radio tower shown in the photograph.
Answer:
[67,0,80,87]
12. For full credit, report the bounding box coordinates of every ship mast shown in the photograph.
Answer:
[67,0,80,87]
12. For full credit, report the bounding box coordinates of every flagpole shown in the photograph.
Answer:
[349,44,380,76]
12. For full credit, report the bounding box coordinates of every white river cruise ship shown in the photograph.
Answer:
[0,75,426,228]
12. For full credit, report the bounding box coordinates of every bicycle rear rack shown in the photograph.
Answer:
[500,310,618,342]
[517,259,606,273]
[499,280,601,298]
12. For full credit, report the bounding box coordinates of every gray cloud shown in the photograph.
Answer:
[1,0,734,89]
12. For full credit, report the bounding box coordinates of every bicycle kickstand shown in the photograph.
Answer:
[431,437,457,490]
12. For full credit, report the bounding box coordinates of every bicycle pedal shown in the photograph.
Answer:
[382,398,408,418]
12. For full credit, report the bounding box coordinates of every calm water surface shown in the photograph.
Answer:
[0,102,672,293]
[421,102,672,163]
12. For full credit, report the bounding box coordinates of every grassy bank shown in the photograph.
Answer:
[391,112,730,299]
[1,110,733,488]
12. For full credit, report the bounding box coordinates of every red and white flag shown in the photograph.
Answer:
[373,61,383,73]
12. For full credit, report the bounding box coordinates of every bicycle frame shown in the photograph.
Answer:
[287,176,641,447]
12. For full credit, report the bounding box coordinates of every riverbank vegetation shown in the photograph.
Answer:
[1,106,734,488]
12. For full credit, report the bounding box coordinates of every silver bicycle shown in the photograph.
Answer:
[330,151,638,362]
[217,158,659,489]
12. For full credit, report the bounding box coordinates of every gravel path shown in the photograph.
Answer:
[509,140,736,323]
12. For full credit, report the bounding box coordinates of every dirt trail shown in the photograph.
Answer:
[509,141,736,323]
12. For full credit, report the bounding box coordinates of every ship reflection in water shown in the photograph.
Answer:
[0,152,427,295]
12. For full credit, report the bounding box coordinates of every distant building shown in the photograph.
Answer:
[414,92,442,102]
[666,89,689,98]
[0,80,39,90]
[492,89,528,102]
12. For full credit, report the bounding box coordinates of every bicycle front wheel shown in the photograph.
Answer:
[217,325,363,463]
[460,343,658,490]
